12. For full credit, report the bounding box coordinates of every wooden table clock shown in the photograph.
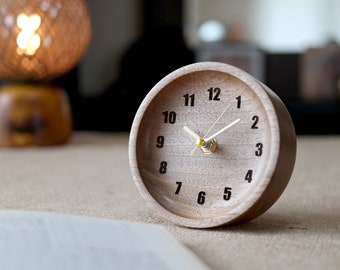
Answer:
[129,62,296,228]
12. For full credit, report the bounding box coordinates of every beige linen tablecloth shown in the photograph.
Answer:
[0,132,339,270]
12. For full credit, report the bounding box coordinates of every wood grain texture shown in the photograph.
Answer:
[129,62,296,228]
[0,84,72,146]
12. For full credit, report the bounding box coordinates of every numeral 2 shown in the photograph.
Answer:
[208,87,221,101]
[251,115,259,129]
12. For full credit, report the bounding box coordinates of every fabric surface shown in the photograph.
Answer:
[0,132,339,270]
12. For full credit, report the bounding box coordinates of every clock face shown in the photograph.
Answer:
[129,63,294,228]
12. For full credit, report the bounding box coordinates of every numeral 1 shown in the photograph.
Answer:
[183,94,195,106]
[236,95,241,108]
[162,111,176,124]
[207,87,221,101]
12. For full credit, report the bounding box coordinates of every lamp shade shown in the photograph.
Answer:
[0,0,91,81]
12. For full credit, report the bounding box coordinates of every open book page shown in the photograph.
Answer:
[0,210,211,270]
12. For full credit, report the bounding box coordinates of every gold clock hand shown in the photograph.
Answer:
[189,119,240,155]
[204,119,240,142]
[183,126,206,154]
[202,104,230,138]
[188,104,230,155]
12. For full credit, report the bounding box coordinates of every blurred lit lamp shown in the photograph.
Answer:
[198,20,227,43]
[0,0,91,146]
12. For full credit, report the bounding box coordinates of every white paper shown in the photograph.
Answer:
[0,210,211,270]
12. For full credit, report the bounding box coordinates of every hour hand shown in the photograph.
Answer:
[183,126,204,147]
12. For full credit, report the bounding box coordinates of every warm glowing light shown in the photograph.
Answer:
[16,14,41,56]
[0,0,92,80]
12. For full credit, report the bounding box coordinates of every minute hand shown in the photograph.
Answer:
[204,119,240,142]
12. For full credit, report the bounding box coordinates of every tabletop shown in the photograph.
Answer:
[0,132,339,270]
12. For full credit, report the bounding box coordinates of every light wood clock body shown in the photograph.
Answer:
[129,62,296,228]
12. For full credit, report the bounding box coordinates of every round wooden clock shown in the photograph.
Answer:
[129,62,296,228]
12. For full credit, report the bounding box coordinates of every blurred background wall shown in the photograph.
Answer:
[61,0,340,133]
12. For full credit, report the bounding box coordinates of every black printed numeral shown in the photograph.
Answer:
[156,136,164,148]
[162,111,176,124]
[197,191,206,205]
[245,170,253,183]
[255,143,263,157]
[223,187,232,201]
[251,115,259,129]
[175,181,182,194]
[207,87,221,101]
[159,161,168,174]
[183,94,195,107]
[236,95,241,108]
[169,186,236,205]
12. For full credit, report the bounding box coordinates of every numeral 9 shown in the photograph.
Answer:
[156,136,164,148]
